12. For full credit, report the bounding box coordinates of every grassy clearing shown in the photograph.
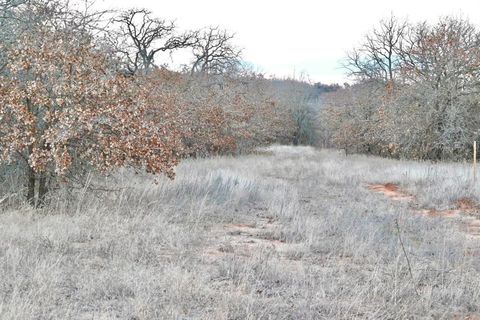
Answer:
[1,146,480,319]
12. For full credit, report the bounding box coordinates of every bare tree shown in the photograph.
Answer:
[113,8,197,75]
[190,26,242,75]
[344,15,408,83]
[399,18,480,88]
[331,16,480,160]
[396,17,480,159]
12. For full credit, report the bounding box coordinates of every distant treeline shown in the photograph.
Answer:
[319,15,480,161]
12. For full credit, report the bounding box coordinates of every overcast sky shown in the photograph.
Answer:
[98,0,480,84]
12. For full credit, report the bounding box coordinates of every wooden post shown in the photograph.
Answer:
[474,141,477,183]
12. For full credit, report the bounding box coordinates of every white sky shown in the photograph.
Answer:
[97,0,480,84]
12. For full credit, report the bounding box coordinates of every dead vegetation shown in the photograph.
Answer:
[367,182,480,239]
[1,146,480,319]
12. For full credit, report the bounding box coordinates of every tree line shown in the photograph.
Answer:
[320,15,480,161]
[0,0,318,207]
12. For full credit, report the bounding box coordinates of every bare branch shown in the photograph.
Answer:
[190,26,242,76]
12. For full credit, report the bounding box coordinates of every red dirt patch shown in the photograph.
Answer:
[367,183,480,240]
[383,183,398,192]
[414,197,480,219]
[367,183,415,201]
[456,198,480,214]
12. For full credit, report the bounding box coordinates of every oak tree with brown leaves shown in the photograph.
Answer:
[0,26,181,206]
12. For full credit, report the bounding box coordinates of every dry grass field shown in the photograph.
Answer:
[1,146,480,319]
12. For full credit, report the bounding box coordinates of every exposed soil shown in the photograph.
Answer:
[201,217,301,264]
[367,183,480,239]
[367,183,415,201]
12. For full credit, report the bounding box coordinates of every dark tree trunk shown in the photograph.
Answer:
[26,166,36,207]
[293,137,299,146]
[38,174,48,207]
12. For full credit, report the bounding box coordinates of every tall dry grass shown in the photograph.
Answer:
[0,146,479,319]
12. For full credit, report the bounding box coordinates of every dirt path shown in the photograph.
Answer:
[367,183,480,239]
[200,216,304,269]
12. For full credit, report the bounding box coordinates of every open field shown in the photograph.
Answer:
[1,146,480,319]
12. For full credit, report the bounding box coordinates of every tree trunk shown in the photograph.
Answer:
[26,166,36,207]
[38,174,48,208]
[293,136,299,146]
